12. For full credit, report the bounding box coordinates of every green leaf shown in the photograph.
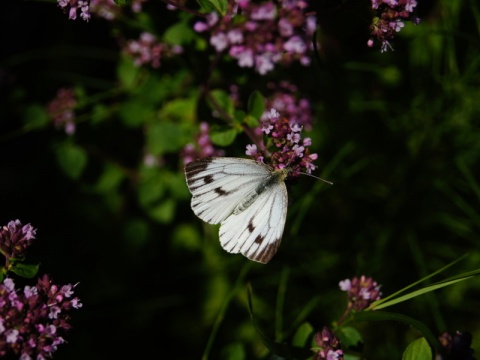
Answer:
[137,167,166,207]
[113,0,129,5]
[207,89,235,120]
[352,311,439,352]
[244,115,260,128]
[210,127,238,146]
[292,322,314,348]
[11,262,40,278]
[163,21,196,46]
[247,90,265,119]
[119,101,154,128]
[94,163,125,193]
[221,342,246,360]
[146,121,184,155]
[402,338,432,360]
[338,326,363,348]
[147,198,176,224]
[160,97,196,121]
[23,104,49,130]
[55,142,88,179]
[117,56,140,90]
[197,0,228,15]
[370,253,471,310]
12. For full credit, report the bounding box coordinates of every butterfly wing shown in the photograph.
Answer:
[219,179,287,263]
[185,157,274,225]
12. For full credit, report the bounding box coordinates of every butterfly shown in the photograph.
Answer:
[184,157,290,264]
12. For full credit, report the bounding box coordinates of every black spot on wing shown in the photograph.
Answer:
[204,174,214,184]
[247,220,255,233]
[214,187,231,196]
[254,234,264,244]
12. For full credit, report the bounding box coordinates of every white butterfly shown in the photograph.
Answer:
[184,157,289,264]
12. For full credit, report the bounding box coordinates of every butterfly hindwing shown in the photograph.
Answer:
[219,179,287,263]
[185,157,274,224]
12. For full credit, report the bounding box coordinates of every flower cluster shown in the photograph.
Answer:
[89,0,146,20]
[436,331,475,360]
[182,122,225,164]
[46,88,77,135]
[194,0,316,75]
[0,220,37,261]
[262,81,313,130]
[246,108,318,176]
[368,0,419,52]
[339,275,382,311]
[123,32,183,69]
[0,276,82,359]
[57,0,91,21]
[313,326,344,360]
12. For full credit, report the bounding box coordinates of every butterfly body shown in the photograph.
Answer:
[185,157,289,263]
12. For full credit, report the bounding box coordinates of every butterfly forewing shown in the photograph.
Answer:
[185,157,274,224]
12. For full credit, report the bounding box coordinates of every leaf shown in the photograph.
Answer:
[210,128,238,146]
[352,311,439,352]
[137,167,166,207]
[247,90,265,120]
[291,322,314,348]
[55,142,88,179]
[119,101,153,127]
[117,56,140,90]
[370,253,471,310]
[207,89,235,120]
[371,261,480,310]
[94,164,125,193]
[147,198,176,224]
[337,326,363,348]
[197,0,228,15]
[163,21,196,45]
[23,104,49,130]
[402,337,432,360]
[11,262,40,278]
[221,343,246,360]
[146,121,183,154]
[113,0,129,5]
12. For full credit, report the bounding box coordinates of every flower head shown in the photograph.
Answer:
[246,108,318,177]
[89,0,146,20]
[57,0,91,21]
[46,88,77,135]
[263,81,314,130]
[0,275,82,359]
[194,0,316,74]
[368,0,419,52]
[313,326,344,360]
[0,220,37,260]
[436,331,475,360]
[339,275,382,311]
[123,32,183,69]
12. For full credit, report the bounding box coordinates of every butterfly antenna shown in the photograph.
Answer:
[301,172,333,185]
